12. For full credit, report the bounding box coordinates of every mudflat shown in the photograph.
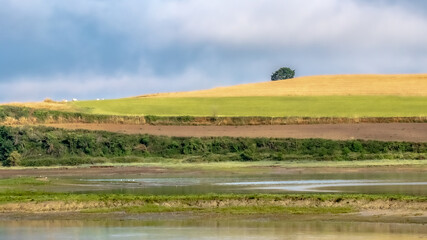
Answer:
[0,163,425,178]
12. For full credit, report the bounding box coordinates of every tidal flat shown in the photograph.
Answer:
[0,163,425,224]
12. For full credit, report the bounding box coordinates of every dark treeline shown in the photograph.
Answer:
[0,125,425,167]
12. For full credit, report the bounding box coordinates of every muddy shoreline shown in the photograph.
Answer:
[0,163,426,178]
[0,196,425,224]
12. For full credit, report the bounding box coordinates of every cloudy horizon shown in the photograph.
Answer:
[1,0,427,102]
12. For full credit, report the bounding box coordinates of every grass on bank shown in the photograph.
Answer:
[1,105,426,126]
[82,205,355,215]
[0,177,51,186]
[0,176,424,204]
[2,158,426,169]
[11,148,427,167]
[0,189,424,214]
[72,96,427,117]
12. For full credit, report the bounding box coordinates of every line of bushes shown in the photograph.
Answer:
[0,105,147,125]
[1,105,427,126]
[0,125,425,166]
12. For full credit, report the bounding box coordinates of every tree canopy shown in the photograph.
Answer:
[271,67,295,81]
[0,126,14,166]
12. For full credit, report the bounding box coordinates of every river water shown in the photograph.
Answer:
[0,219,426,240]
[71,171,427,195]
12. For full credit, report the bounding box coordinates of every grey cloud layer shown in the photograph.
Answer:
[1,0,427,102]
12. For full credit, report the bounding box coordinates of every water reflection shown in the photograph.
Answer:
[217,179,427,192]
[0,220,425,240]
[76,174,427,195]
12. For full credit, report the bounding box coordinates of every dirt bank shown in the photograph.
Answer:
[0,196,425,222]
[42,123,427,142]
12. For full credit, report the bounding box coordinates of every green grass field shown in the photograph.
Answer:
[72,96,427,117]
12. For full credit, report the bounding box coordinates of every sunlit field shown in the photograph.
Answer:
[73,96,427,117]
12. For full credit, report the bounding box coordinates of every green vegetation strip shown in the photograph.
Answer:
[0,187,424,215]
[2,105,426,126]
[0,191,424,203]
[73,96,427,117]
[82,205,354,215]
[1,126,425,166]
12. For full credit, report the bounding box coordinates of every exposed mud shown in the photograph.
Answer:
[0,164,425,178]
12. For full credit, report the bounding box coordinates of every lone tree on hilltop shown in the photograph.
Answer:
[271,67,295,81]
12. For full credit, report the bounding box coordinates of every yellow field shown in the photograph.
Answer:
[3,74,426,115]
[140,74,427,98]
[0,102,75,111]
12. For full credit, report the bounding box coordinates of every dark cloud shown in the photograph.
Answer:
[1,0,427,102]
[363,0,427,13]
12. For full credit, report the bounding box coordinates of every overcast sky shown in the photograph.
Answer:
[1,0,427,102]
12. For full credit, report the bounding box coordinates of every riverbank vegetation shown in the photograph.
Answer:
[1,105,426,126]
[0,125,425,167]
[0,186,424,215]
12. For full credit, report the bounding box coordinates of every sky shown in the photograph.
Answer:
[1,0,427,102]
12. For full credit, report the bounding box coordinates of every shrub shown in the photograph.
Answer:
[240,150,255,161]
[0,126,14,165]
[43,98,55,103]
[4,151,22,166]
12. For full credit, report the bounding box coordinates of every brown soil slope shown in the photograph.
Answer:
[44,123,427,142]
[140,74,427,98]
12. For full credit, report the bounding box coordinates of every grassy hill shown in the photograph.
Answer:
[71,74,427,117]
[140,74,427,98]
[72,96,426,117]
[4,74,427,118]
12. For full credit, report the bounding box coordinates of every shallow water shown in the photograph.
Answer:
[217,179,427,192]
[72,171,427,195]
[0,220,426,240]
[2,170,426,239]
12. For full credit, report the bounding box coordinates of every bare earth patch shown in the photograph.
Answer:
[43,123,427,142]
